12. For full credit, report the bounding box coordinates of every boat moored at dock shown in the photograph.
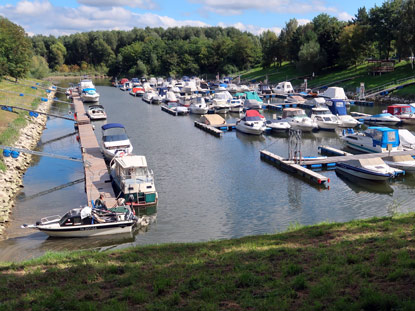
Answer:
[236,110,267,135]
[101,123,133,160]
[335,158,402,181]
[110,155,158,210]
[87,105,107,120]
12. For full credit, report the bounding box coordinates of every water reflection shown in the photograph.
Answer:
[335,170,394,195]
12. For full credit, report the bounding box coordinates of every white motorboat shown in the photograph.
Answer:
[351,112,401,126]
[335,158,402,181]
[383,154,415,172]
[235,110,267,135]
[387,105,415,124]
[167,102,189,115]
[398,129,415,150]
[210,91,232,114]
[165,91,178,103]
[21,205,137,237]
[150,94,163,105]
[326,99,360,128]
[81,88,100,103]
[280,108,317,132]
[87,105,107,120]
[272,81,294,95]
[101,123,133,161]
[130,86,145,97]
[229,98,244,113]
[322,86,348,100]
[110,155,158,211]
[341,126,402,153]
[243,91,263,110]
[310,106,340,130]
[189,97,209,114]
[265,119,291,131]
[143,90,157,103]
[120,81,132,91]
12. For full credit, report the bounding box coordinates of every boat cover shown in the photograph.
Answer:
[327,99,347,115]
[246,110,264,118]
[322,87,348,100]
[245,91,263,103]
[399,129,415,147]
[102,123,125,130]
[201,114,226,125]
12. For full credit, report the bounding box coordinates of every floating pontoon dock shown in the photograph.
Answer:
[73,90,116,207]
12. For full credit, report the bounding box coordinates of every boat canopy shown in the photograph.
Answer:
[371,113,394,118]
[114,155,147,169]
[200,114,226,125]
[89,105,104,109]
[83,88,96,91]
[387,105,412,115]
[245,91,263,103]
[102,123,125,131]
[246,110,264,118]
[322,87,348,100]
[366,126,400,148]
[327,99,347,115]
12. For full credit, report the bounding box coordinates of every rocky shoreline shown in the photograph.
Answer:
[0,91,54,238]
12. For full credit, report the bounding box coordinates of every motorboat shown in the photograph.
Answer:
[143,90,157,103]
[383,154,415,172]
[210,91,232,114]
[303,97,326,108]
[272,81,294,95]
[321,86,348,100]
[243,91,263,110]
[21,205,137,237]
[235,110,267,135]
[167,102,189,115]
[150,94,163,105]
[280,108,317,132]
[335,158,402,181]
[189,97,209,114]
[87,105,107,121]
[326,99,360,128]
[398,129,415,150]
[120,81,132,91]
[341,126,401,153]
[130,86,145,97]
[310,106,340,130]
[350,112,401,126]
[165,91,178,103]
[110,155,158,211]
[387,105,415,124]
[229,98,244,113]
[285,95,306,106]
[101,123,133,161]
[265,119,291,132]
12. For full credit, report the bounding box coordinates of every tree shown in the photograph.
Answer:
[0,17,32,80]
[260,30,278,67]
[338,24,371,67]
[29,55,49,79]
[49,41,66,70]
[400,0,415,65]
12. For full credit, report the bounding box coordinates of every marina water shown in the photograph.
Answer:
[1,80,415,261]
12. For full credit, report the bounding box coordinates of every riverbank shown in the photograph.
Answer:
[0,91,54,238]
[1,213,414,310]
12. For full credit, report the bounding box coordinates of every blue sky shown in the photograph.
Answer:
[0,0,381,36]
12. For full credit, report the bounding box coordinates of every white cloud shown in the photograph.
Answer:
[297,19,310,26]
[338,11,353,22]
[218,22,281,36]
[77,0,158,10]
[0,0,209,35]
[191,0,338,16]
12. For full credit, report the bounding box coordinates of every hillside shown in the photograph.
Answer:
[1,213,415,310]
[238,61,415,99]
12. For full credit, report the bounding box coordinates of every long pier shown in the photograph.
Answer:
[72,90,116,207]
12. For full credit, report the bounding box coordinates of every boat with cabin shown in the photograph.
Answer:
[350,112,401,126]
[280,108,317,132]
[243,91,263,110]
[21,205,137,237]
[130,86,145,97]
[326,99,360,128]
[235,110,267,135]
[341,126,401,153]
[101,123,133,160]
[265,119,291,132]
[272,81,294,96]
[387,105,415,124]
[189,97,209,114]
[310,106,340,130]
[110,155,158,210]
[229,98,244,113]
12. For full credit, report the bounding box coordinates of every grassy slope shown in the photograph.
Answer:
[238,61,415,95]
[0,78,49,170]
[1,214,415,310]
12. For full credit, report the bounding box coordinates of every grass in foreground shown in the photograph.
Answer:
[1,214,415,310]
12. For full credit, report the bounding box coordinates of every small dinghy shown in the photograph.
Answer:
[21,205,137,238]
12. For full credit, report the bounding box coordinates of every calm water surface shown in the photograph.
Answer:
[1,80,415,261]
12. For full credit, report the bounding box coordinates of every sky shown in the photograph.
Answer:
[0,0,382,37]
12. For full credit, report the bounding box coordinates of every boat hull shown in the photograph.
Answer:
[38,221,135,237]
[335,163,391,181]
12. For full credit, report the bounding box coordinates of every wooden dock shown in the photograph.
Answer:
[161,105,178,116]
[194,121,223,137]
[260,150,329,185]
[73,90,116,207]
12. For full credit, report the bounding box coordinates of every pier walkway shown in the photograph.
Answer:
[73,90,116,207]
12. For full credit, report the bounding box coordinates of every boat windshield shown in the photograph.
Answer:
[103,133,129,142]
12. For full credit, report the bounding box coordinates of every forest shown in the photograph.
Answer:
[1,0,415,80]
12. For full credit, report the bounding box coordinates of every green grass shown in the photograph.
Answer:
[1,213,415,310]
[238,60,415,97]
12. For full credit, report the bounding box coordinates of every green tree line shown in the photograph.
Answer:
[2,0,415,81]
